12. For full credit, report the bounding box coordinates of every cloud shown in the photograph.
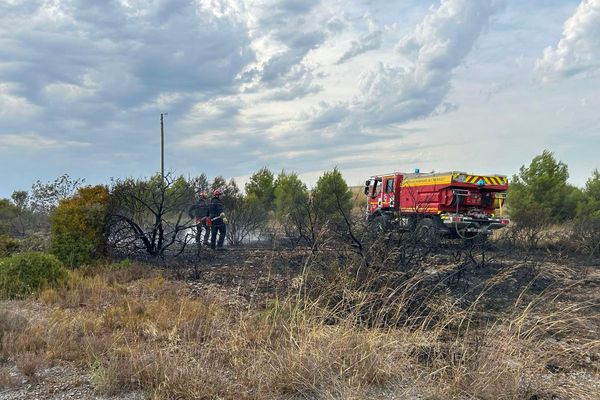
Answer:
[194,0,506,179]
[535,0,600,81]
[264,70,322,101]
[306,0,504,131]
[177,132,242,148]
[0,83,41,118]
[241,0,330,92]
[358,0,503,125]
[337,30,383,64]
[0,134,89,149]
[0,0,257,174]
[0,0,254,113]
[5,0,597,198]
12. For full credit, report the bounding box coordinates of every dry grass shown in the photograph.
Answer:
[15,352,43,380]
[0,255,599,399]
[0,365,17,389]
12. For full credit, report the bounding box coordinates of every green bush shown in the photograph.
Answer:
[312,168,353,226]
[508,150,581,224]
[0,252,69,298]
[246,168,276,211]
[50,185,109,267]
[577,169,600,218]
[274,172,310,241]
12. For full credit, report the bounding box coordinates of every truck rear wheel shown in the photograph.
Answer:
[415,218,440,248]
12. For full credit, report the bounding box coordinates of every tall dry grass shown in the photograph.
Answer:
[0,251,599,399]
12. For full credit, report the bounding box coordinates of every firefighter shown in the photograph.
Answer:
[188,191,210,246]
[209,188,227,250]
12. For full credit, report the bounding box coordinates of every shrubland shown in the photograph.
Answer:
[0,234,598,399]
[0,150,599,398]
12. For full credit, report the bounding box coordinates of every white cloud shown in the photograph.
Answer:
[306,0,504,131]
[0,134,89,149]
[0,83,40,117]
[337,30,383,64]
[177,132,241,148]
[42,82,96,103]
[536,0,600,81]
[358,0,503,125]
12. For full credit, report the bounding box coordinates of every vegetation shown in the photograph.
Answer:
[0,199,18,236]
[508,150,581,223]
[578,169,600,217]
[221,180,269,245]
[0,235,19,258]
[107,174,195,257]
[0,241,598,398]
[50,185,110,267]
[312,167,353,228]
[274,171,311,243]
[0,154,599,398]
[0,252,69,298]
[245,167,276,210]
[504,150,598,250]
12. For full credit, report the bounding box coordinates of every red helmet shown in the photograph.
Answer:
[212,188,223,197]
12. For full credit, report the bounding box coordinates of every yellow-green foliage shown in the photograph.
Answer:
[50,185,109,267]
[0,252,69,298]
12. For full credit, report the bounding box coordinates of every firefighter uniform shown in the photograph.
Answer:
[188,195,210,245]
[209,193,226,249]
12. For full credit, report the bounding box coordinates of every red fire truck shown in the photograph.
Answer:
[364,171,509,238]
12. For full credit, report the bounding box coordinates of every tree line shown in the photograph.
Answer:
[1,149,599,266]
[0,168,353,266]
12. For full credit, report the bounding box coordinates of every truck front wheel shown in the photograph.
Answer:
[369,215,388,236]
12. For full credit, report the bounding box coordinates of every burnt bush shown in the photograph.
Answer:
[570,216,600,259]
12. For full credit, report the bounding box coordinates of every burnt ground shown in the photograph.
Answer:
[1,244,599,400]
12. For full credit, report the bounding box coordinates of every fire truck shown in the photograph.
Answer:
[364,171,510,238]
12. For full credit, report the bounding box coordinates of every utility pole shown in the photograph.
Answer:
[160,113,167,181]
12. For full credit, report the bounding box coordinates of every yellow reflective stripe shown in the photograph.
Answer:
[401,174,453,187]
[400,207,440,212]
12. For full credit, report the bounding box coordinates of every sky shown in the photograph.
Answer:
[0,0,599,197]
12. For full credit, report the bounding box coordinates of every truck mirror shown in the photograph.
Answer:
[364,180,372,195]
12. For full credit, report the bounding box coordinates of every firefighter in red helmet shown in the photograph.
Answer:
[209,188,227,250]
[188,191,210,246]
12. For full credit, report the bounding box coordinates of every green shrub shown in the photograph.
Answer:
[0,235,19,258]
[50,185,109,267]
[508,150,581,224]
[246,167,276,210]
[312,168,353,226]
[0,252,69,298]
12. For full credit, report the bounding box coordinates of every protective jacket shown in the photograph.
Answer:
[209,197,225,225]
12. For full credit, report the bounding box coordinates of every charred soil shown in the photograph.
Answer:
[1,245,599,399]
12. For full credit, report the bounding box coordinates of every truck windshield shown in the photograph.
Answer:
[385,178,394,193]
